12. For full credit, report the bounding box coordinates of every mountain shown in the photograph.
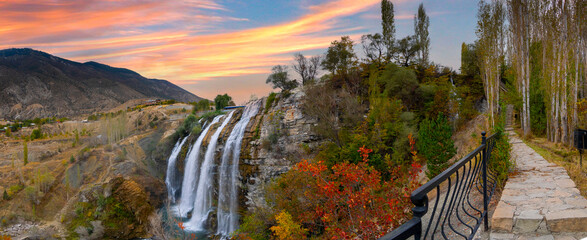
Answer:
[0,48,202,119]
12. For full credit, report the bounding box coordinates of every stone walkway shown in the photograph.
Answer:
[490,132,587,240]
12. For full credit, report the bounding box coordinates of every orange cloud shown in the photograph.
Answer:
[0,0,393,101]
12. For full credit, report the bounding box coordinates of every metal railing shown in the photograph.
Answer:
[380,132,498,240]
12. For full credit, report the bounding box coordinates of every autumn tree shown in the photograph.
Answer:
[292,53,321,85]
[269,146,421,239]
[321,36,357,76]
[381,0,396,61]
[266,65,298,91]
[414,3,430,65]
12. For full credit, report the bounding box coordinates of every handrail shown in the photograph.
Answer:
[380,131,498,240]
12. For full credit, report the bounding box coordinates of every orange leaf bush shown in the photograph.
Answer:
[270,145,421,239]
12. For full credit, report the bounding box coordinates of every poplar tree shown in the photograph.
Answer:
[381,0,395,61]
[414,3,430,66]
[508,0,531,136]
[23,141,28,165]
[476,0,506,128]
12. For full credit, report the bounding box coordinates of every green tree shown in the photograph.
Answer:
[23,141,28,166]
[266,65,298,91]
[5,127,10,137]
[214,94,232,110]
[414,3,430,65]
[361,33,386,66]
[193,99,211,113]
[476,0,505,128]
[460,42,480,77]
[394,35,420,67]
[2,189,8,200]
[418,114,456,179]
[321,36,357,76]
[381,0,395,60]
[30,127,41,140]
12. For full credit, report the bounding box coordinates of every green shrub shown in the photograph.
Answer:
[8,184,23,197]
[235,212,271,240]
[30,128,42,140]
[3,189,9,200]
[489,114,512,187]
[172,114,198,141]
[198,110,223,124]
[265,92,277,114]
[191,125,202,136]
[24,186,37,204]
[418,113,456,179]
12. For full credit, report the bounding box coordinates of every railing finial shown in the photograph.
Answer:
[481,131,486,145]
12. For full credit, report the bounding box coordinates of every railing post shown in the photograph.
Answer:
[481,131,488,231]
[411,195,428,240]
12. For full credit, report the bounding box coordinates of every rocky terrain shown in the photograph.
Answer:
[0,48,202,120]
[0,103,191,239]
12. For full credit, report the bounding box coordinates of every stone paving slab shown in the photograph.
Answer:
[489,132,587,239]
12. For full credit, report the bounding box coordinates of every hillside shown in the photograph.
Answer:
[0,48,202,120]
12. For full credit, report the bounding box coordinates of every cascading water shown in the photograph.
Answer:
[175,115,222,217]
[165,136,190,202]
[216,100,261,236]
[184,110,235,231]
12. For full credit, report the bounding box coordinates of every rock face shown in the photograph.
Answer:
[0,48,203,119]
[239,89,320,210]
[163,90,321,234]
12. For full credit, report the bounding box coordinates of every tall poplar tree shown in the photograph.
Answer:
[476,0,506,128]
[381,0,395,61]
[508,0,531,136]
[414,3,430,65]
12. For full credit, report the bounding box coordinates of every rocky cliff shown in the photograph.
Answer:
[239,90,321,211]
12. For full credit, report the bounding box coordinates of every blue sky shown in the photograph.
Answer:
[0,0,481,103]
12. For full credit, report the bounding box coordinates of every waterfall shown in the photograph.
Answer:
[165,136,190,202]
[175,115,223,218]
[185,110,235,231]
[216,100,261,236]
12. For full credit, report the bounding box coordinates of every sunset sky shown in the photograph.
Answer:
[0,0,479,104]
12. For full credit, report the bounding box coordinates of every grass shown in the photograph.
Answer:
[522,136,587,198]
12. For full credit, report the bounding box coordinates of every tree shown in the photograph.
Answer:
[381,0,395,60]
[476,0,506,128]
[266,65,298,91]
[292,53,321,85]
[193,99,211,113]
[361,33,386,66]
[418,114,456,179]
[270,210,308,240]
[394,35,420,67]
[2,189,8,200]
[507,0,531,137]
[23,141,28,166]
[214,94,232,110]
[414,3,430,65]
[321,36,357,76]
[461,42,480,77]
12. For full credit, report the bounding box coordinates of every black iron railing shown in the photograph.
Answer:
[380,132,498,240]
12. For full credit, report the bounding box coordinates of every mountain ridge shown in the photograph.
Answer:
[0,48,202,119]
